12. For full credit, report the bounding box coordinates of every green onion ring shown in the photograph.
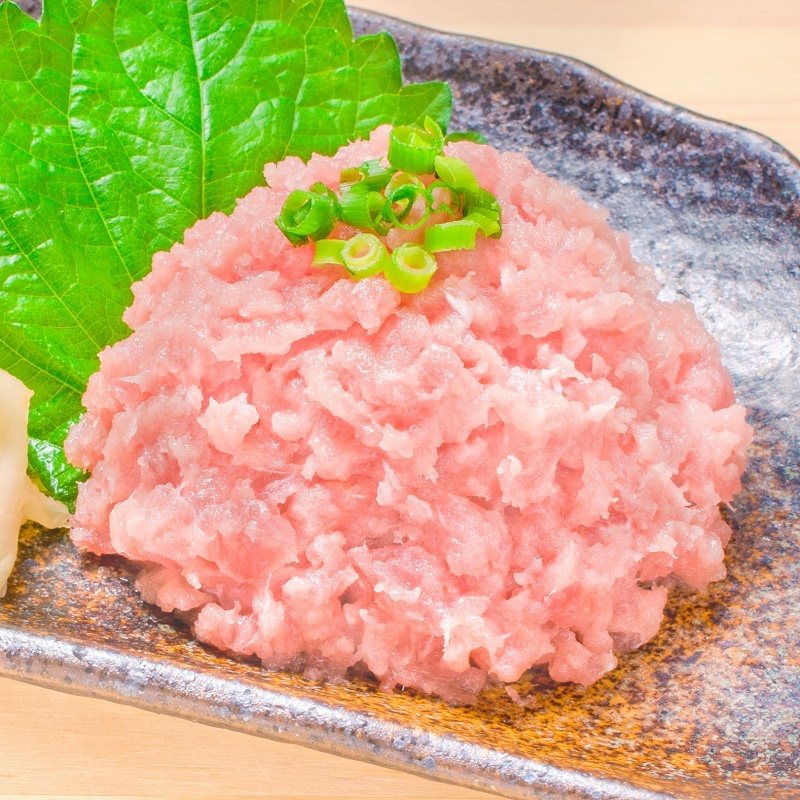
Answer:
[276,185,340,245]
[356,159,394,193]
[341,233,391,279]
[433,155,481,194]
[340,189,391,235]
[426,180,459,215]
[384,243,438,293]
[339,166,363,186]
[388,120,444,175]
[340,159,394,194]
[311,238,347,267]
[386,171,425,193]
[423,116,445,141]
[309,181,342,210]
[464,210,502,238]
[464,186,501,216]
[382,183,432,230]
[424,219,480,252]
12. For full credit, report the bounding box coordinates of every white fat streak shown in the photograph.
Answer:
[405,494,433,523]
[378,424,414,459]
[374,581,421,604]
[537,353,592,389]
[185,571,202,589]
[376,461,403,506]
[444,291,473,327]
[586,394,619,421]
[0,370,69,596]
[441,616,456,648]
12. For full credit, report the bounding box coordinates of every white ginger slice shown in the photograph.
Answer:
[1,370,69,596]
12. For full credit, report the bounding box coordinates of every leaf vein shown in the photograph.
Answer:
[65,3,135,288]
[185,0,206,217]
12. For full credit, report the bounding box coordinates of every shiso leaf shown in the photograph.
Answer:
[0,0,452,507]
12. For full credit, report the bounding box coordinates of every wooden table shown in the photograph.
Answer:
[1,2,798,798]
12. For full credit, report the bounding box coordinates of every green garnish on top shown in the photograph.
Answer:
[277,118,502,293]
[0,0,452,507]
[388,117,445,175]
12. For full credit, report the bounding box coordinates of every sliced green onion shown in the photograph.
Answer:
[357,159,394,192]
[312,238,347,267]
[341,233,390,280]
[385,243,438,293]
[382,183,432,230]
[463,186,502,237]
[278,120,504,288]
[423,116,444,141]
[464,211,502,238]
[386,171,425,193]
[339,166,363,185]
[424,219,479,253]
[276,185,340,245]
[388,121,444,175]
[340,189,390,235]
[426,180,459,215]
[309,182,342,212]
[445,130,488,145]
[464,186,501,215]
[433,155,480,194]
[341,159,394,194]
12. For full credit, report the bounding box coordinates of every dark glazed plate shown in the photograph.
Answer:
[2,8,800,800]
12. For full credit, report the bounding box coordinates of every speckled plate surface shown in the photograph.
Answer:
[2,7,799,800]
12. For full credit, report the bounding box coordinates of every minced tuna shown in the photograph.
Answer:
[65,126,752,704]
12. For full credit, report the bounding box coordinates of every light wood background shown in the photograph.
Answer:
[2,2,798,799]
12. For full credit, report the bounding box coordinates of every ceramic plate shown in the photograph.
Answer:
[2,8,799,800]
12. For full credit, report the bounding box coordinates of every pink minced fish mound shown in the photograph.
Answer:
[66,127,752,704]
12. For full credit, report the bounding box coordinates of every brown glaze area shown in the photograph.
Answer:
[2,7,799,800]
